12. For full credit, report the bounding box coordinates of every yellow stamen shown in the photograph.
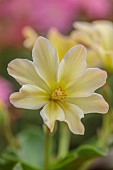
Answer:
[51,86,67,100]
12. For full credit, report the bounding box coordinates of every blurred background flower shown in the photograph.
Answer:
[72,20,113,71]
[0,0,79,47]
[79,0,112,20]
[23,27,76,61]
[0,0,113,48]
[0,76,13,106]
[22,25,103,68]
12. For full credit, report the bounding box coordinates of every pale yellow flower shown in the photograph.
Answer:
[23,27,75,61]
[47,28,75,61]
[23,26,98,67]
[8,37,108,134]
[22,27,38,49]
[72,20,113,71]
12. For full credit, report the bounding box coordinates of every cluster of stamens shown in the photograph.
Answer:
[51,86,67,100]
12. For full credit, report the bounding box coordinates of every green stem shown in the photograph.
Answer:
[98,83,113,147]
[0,104,19,149]
[58,123,71,159]
[4,126,14,146]
[4,126,19,149]
[98,109,113,147]
[44,126,51,170]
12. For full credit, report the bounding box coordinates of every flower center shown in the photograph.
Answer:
[51,86,67,100]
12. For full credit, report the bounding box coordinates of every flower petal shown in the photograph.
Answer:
[57,101,84,134]
[65,93,109,114]
[23,26,38,49]
[40,101,65,132]
[48,28,75,61]
[66,68,107,97]
[71,30,92,47]
[58,45,87,88]
[7,59,50,92]
[73,22,98,40]
[10,85,49,110]
[32,36,59,88]
[93,20,113,50]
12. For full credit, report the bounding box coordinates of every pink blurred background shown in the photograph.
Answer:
[0,0,112,47]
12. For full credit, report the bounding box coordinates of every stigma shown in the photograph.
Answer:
[51,86,67,100]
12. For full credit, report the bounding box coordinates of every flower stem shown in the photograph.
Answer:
[58,123,71,159]
[44,126,51,170]
[98,109,113,147]
[4,126,14,146]
[98,83,113,146]
[4,125,19,149]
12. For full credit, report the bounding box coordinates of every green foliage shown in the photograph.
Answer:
[0,125,108,170]
[0,126,44,170]
[16,126,44,168]
[51,145,107,170]
[13,163,23,170]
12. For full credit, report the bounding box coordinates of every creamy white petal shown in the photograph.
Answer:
[73,22,94,32]
[65,93,109,114]
[66,68,107,97]
[71,30,92,47]
[58,45,87,88]
[57,101,84,134]
[10,85,49,110]
[40,101,65,132]
[93,20,113,50]
[48,28,75,61]
[32,36,59,88]
[7,59,50,92]
[73,22,99,41]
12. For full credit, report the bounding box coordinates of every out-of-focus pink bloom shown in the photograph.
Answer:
[0,77,13,106]
[79,0,112,19]
[0,22,24,47]
[0,0,79,47]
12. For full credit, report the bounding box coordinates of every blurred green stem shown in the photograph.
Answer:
[4,125,19,149]
[98,109,113,146]
[44,126,51,170]
[58,123,71,159]
[0,103,19,149]
[4,126,14,146]
[98,83,113,146]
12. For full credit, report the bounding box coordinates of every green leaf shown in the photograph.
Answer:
[0,126,44,170]
[13,163,23,170]
[16,126,44,168]
[51,144,108,170]
[0,155,42,170]
[0,157,14,170]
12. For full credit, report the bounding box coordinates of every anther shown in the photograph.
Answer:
[51,86,67,100]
